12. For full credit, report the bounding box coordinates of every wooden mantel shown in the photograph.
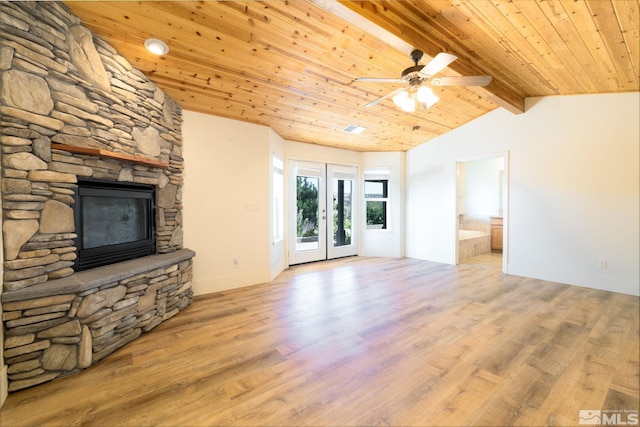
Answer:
[51,143,169,169]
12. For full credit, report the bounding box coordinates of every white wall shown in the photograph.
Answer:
[361,152,406,257]
[183,111,406,295]
[183,111,272,295]
[407,92,640,296]
[283,139,362,167]
[463,157,504,216]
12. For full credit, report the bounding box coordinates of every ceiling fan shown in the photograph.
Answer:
[355,49,492,112]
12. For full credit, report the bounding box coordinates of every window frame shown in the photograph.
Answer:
[272,154,284,244]
[364,176,390,230]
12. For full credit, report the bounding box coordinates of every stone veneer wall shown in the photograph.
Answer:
[0,2,194,391]
[2,250,194,391]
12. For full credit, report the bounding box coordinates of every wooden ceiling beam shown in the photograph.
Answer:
[338,0,526,114]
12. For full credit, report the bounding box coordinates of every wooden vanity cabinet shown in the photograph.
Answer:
[491,217,503,253]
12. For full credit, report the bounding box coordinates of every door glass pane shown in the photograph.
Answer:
[296,176,319,252]
[333,179,352,247]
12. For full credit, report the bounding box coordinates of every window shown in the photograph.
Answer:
[364,167,390,230]
[272,155,284,243]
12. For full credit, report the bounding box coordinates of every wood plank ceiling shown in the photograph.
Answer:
[65,1,639,152]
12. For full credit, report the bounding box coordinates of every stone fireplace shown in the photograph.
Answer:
[1,1,195,391]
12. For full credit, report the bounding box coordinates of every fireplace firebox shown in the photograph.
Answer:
[74,179,156,271]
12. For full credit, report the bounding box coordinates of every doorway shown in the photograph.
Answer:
[455,153,508,272]
[288,161,358,265]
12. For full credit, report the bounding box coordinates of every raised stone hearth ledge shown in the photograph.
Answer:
[2,249,195,391]
[2,249,195,303]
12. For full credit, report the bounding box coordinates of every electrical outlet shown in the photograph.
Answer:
[233,257,240,268]
[597,260,608,270]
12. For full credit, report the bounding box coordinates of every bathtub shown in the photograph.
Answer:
[458,229,491,260]
[459,229,487,240]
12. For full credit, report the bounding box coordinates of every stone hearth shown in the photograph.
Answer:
[1,1,195,391]
[3,250,194,391]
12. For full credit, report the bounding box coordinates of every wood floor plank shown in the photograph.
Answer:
[1,256,637,426]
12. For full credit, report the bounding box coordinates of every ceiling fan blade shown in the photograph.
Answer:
[430,76,492,87]
[365,88,404,108]
[419,52,458,78]
[355,77,404,83]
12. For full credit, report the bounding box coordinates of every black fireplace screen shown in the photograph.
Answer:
[82,196,148,248]
[75,179,156,271]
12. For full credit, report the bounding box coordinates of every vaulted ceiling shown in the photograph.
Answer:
[65,1,639,152]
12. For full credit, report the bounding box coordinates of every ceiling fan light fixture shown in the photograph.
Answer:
[393,86,439,112]
[392,90,407,106]
[356,49,489,113]
[416,86,431,103]
[393,90,415,112]
[426,93,440,108]
[144,38,169,55]
[416,86,440,108]
[401,99,416,113]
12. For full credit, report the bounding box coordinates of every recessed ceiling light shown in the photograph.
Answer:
[144,38,169,55]
[343,125,366,135]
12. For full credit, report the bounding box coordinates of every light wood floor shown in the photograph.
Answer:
[460,252,503,270]
[1,257,638,426]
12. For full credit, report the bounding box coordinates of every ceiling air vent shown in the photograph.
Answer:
[343,125,366,135]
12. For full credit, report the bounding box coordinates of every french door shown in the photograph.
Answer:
[288,161,358,265]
